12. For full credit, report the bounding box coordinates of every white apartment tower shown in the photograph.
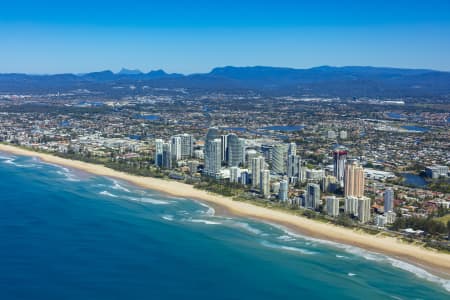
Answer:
[251,156,265,188]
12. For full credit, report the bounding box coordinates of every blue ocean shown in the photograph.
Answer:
[0,153,449,299]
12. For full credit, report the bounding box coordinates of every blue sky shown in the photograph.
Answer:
[1,0,450,74]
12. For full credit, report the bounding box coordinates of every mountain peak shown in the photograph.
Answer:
[118,68,143,75]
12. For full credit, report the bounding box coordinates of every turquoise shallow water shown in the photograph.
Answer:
[0,153,449,300]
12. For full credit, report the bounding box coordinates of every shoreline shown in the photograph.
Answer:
[1,144,450,280]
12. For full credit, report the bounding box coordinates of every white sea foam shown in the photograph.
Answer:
[277,235,297,242]
[56,169,80,182]
[195,201,215,216]
[126,196,170,205]
[261,240,316,255]
[111,180,131,192]
[188,219,221,225]
[386,257,450,292]
[266,222,450,292]
[0,155,16,160]
[228,221,262,235]
[2,158,37,168]
[161,215,174,221]
[99,191,118,198]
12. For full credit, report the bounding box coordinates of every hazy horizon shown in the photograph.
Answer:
[1,1,450,74]
[2,64,450,76]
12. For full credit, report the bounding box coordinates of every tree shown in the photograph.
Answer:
[447,220,450,238]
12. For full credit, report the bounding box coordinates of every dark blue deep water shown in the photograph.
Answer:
[0,153,449,300]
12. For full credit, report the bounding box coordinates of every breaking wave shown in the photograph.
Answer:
[261,240,316,255]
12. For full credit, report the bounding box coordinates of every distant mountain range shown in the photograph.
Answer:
[1,66,449,99]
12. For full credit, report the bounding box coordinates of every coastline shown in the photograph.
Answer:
[1,144,450,279]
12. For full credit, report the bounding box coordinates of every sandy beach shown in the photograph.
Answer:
[1,143,450,277]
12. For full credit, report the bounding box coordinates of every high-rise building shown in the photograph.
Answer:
[298,159,306,183]
[154,139,164,167]
[425,165,449,179]
[261,144,273,162]
[272,181,281,194]
[322,175,338,193]
[287,154,300,179]
[272,143,288,175]
[288,142,297,156]
[339,130,348,139]
[171,136,182,161]
[279,180,288,202]
[384,187,394,212]
[333,145,348,186]
[245,149,258,165]
[375,214,387,227]
[251,156,265,188]
[344,160,365,197]
[220,134,228,162]
[357,196,371,223]
[306,169,324,181]
[260,169,271,198]
[204,138,222,177]
[227,134,244,167]
[385,210,396,224]
[205,127,220,144]
[162,142,172,169]
[306,183,321,209]
[240,170,249,185]
[179,133,194,159]
[229,166,241,183]
[326,196,340,217]
[344,196,358,216]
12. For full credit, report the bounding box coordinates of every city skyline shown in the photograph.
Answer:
[1,1,450,73]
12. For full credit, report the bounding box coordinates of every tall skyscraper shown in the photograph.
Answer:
[227,134,244,167]
[384,187,394,212]
[279,180,288,202]
[287,154,300,179]
[261,144,273,162]
[333,145,348,186]
[288,142,297,156]
[260,169,271,198]
[205,127,219,145]
[154,138,164,167]
[171,136,182,161]
[251,156,265,188]
[179,133,194,159]
[220,134,228,162]
[204,138,222,177]
[357,196,371,223]
[306,183,321,210]
[162,142,172,169]
[344,160,364,197]
[326,196,340,217]
[272,143,288,175]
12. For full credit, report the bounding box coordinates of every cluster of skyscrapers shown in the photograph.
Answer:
[153,128,397,225]
[154,133,195,169]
